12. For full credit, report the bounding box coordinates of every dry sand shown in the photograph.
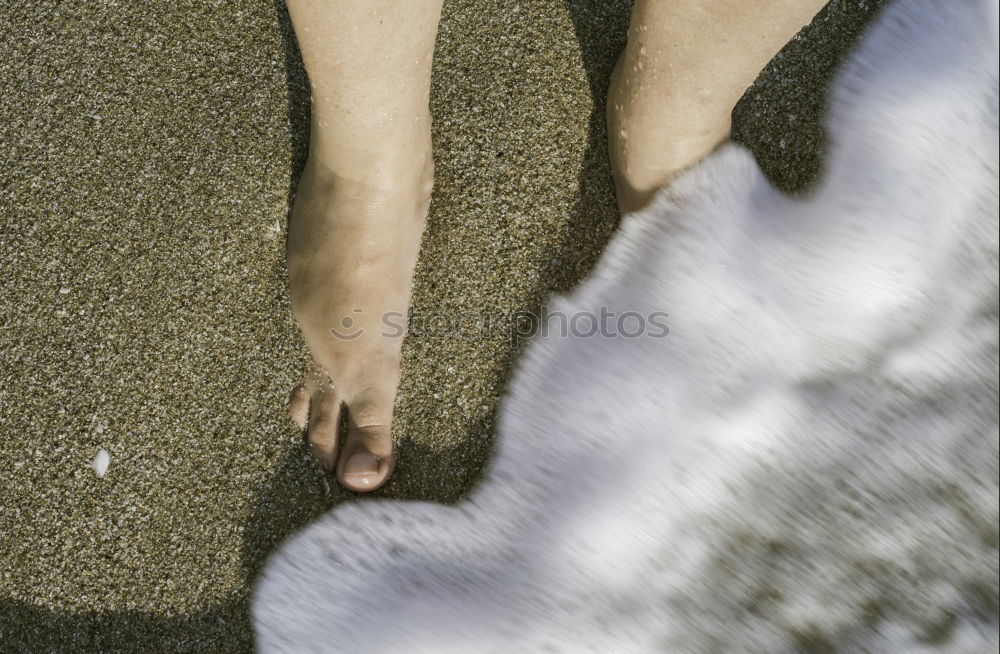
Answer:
[0,0,884,651]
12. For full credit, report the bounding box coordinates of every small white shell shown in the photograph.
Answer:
[91,448,110,477]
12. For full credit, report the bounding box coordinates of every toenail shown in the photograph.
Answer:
[342,451,380,480]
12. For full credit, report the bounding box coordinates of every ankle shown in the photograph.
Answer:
[301,124,435,203]
[608,122,729,204]
[303,151,434,198]
[607,55,732,213]
[307,107,434,185]
[291,140,434,241]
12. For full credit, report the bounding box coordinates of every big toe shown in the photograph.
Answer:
[336,405,395,492]
[340,450,385,490]
[338,441,394,492]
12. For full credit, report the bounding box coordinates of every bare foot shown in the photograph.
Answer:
[286,138,433,492]
[282,0,443,492]
[607,0,828,216]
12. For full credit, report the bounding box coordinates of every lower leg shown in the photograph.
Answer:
[287,0,443,175]
[608,0,829,214]
[285,0,444,492]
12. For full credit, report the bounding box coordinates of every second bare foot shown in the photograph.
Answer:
[607,0,828,215]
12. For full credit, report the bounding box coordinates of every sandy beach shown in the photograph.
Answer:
[0,0,884,651]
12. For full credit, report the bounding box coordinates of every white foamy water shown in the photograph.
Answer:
[253,0,999,651]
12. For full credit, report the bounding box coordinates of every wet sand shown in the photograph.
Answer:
[0,0,884,651]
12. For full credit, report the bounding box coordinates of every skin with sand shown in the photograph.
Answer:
[284,0,827,492]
